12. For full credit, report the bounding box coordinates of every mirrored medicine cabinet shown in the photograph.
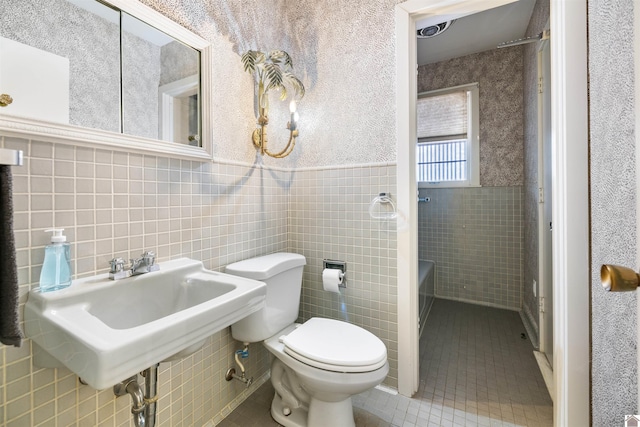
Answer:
[0,0,212,159]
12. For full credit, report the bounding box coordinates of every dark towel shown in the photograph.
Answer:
[0,165,22,347]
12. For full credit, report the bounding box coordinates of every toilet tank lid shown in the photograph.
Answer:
[225,252,306,280]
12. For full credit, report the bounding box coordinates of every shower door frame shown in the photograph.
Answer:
[395,0,589,425]
[537,24,553,367]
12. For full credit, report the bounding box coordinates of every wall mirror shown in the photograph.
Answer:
[0,0,212,159]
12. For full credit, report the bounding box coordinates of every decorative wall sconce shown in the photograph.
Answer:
[242,50,305,158]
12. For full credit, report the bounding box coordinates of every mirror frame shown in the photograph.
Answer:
[0,0,212,160]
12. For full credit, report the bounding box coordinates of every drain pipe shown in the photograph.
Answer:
[114,376,146,427]
[113,364,159,427]
[141,364,159,427]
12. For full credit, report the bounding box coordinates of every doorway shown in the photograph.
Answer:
[395,1,589,425]
[413,0,553,418]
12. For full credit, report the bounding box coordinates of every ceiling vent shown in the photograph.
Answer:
[417,20,455,39]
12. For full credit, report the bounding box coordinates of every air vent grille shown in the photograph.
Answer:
[417,20,455,39]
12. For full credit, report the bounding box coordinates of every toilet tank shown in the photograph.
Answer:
[226,253,306,343]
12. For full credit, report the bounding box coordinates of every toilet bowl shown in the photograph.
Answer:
[226,253,389,427]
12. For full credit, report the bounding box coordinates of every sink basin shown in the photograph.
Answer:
[24,258,266,390]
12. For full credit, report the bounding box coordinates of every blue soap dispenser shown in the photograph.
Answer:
[39,228,72,292]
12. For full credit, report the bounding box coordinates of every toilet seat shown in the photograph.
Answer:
[280,318,387,373]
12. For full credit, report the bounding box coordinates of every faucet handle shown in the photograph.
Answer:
[143,251,160,272]
[142,251,156,265]
[109,257,126,273]
[109,257,129,280]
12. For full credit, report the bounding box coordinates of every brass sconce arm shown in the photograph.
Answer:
[251,90,299,158]
[242,50,305,159]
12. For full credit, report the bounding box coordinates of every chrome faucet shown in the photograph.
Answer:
[109,251,160,280]
[130,251,160,276]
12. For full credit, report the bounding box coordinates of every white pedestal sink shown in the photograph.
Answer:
[24,258,266,390]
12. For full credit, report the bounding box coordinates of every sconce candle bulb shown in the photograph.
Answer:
[242,50,305,158]
[289,100,298,131]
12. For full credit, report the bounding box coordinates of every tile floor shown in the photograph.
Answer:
[218,299,553,427]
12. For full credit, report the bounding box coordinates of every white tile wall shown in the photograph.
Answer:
[1,135,400,424]
[418,187,523,310]
[288,164,399,388]
[2,136,284,426]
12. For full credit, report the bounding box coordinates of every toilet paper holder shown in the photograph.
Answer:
[323,259,347,288]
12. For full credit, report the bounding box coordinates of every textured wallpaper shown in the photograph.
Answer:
[160,41,199,86]
[1,0,121,132]
[122,31,162,139]
[139,0,401,168]
[3,0,203,142]
[2,0,635,424]
[4,1,595,425]
[0,2,405,424]
[589,0,638,424]
[418,47,524,187]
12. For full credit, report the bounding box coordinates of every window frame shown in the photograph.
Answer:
[416,82,480,188]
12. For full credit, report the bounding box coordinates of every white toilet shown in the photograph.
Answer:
[226,252,389,427]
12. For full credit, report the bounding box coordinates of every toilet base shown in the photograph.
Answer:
[308,397,355,427]
[271,392,307,427]
[271,391,355,427]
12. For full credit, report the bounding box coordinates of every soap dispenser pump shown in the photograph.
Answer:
[39,228,72,292]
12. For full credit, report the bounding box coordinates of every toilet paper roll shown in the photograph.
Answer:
[322,269,343,293]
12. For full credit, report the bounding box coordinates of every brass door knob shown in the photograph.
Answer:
[601,264,640,292]
[0,94,13,107]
